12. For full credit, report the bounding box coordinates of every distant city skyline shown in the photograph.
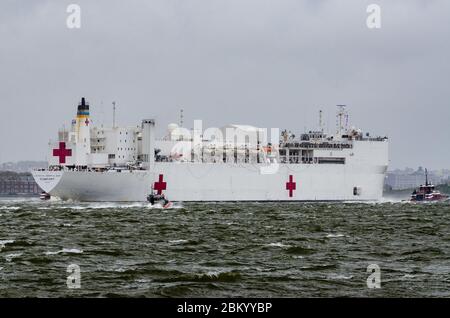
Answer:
[1,0,449,169]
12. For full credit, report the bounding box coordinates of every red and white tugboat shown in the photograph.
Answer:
[410,169,449,202]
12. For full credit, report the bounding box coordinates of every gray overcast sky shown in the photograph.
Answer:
[0,0,449,169]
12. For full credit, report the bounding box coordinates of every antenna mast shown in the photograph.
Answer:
[336,105,347,135]
[179,108,184,127]
[319,109,323,133]
[112,101,116,128]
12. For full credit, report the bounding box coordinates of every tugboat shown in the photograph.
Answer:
[410,169,449,202]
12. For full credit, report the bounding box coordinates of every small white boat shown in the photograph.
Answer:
[40,191,51,200]
[147,192,172,208]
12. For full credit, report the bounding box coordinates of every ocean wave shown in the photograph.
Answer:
[46,202,149,210]
[328,274,353,280]
[5,253,23,262]
[0,240,15,250]
[286,246,316,255]
[197,270,241,282]
[400,247,443,256]
[67,206,88,210]
[89,203,147,209]
[326,233,345,238]
[45,248,83,255]
[157,270,242,283]
[0,206,21,210]
[169,239,189,244]
[300,264,338,271]
[1,200,449,297]
[380,197,406,203]
[265,242,291,248]
[148,203,184,210]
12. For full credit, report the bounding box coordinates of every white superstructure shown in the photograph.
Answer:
[33,98,389,202]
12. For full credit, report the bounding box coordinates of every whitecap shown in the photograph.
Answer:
[380,197,406,203]
[84,202,147,210]
[202,269,236,278]
[169,203,184,209]
[58,202,151,210]
[0,206,20,210]
[328,274,353,280]
[135,278,150,283]
[147,202,184,210]
[45,248,83,255]
[0,240,14,250]
[266,242,291,248]
[90,204,128,209]
[70,206,88,210]
[326,234,345,238]
[5,253,23,262]
[169,239,188,244]
[44,251,59,255]
[148,203,163,209]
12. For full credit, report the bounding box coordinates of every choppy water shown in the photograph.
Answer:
[1,197,450,297]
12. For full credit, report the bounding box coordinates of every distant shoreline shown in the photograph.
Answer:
[0,194,39,198]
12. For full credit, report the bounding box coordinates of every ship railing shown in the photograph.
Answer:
[43,165,147,173]
[359,136,388,141]
[280,142,353,150]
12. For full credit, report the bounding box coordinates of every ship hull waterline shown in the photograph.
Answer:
[32,162,387,202]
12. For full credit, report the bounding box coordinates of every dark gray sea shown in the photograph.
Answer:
[1,197,449,297]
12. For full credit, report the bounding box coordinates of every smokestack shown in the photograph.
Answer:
[142,119,156,170]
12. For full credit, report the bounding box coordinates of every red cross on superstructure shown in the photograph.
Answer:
[154,174,167,194]
[53,142,72,164]
[286,175,296,197]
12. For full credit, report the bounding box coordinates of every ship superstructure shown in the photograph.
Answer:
[33,98,389,202]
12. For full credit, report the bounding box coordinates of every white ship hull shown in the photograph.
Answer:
[34,98,389,202]
[33,161,387,202]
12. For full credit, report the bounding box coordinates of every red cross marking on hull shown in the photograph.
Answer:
[286,175,296,197]
[154,174,167,194]
[53,142,72,164]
